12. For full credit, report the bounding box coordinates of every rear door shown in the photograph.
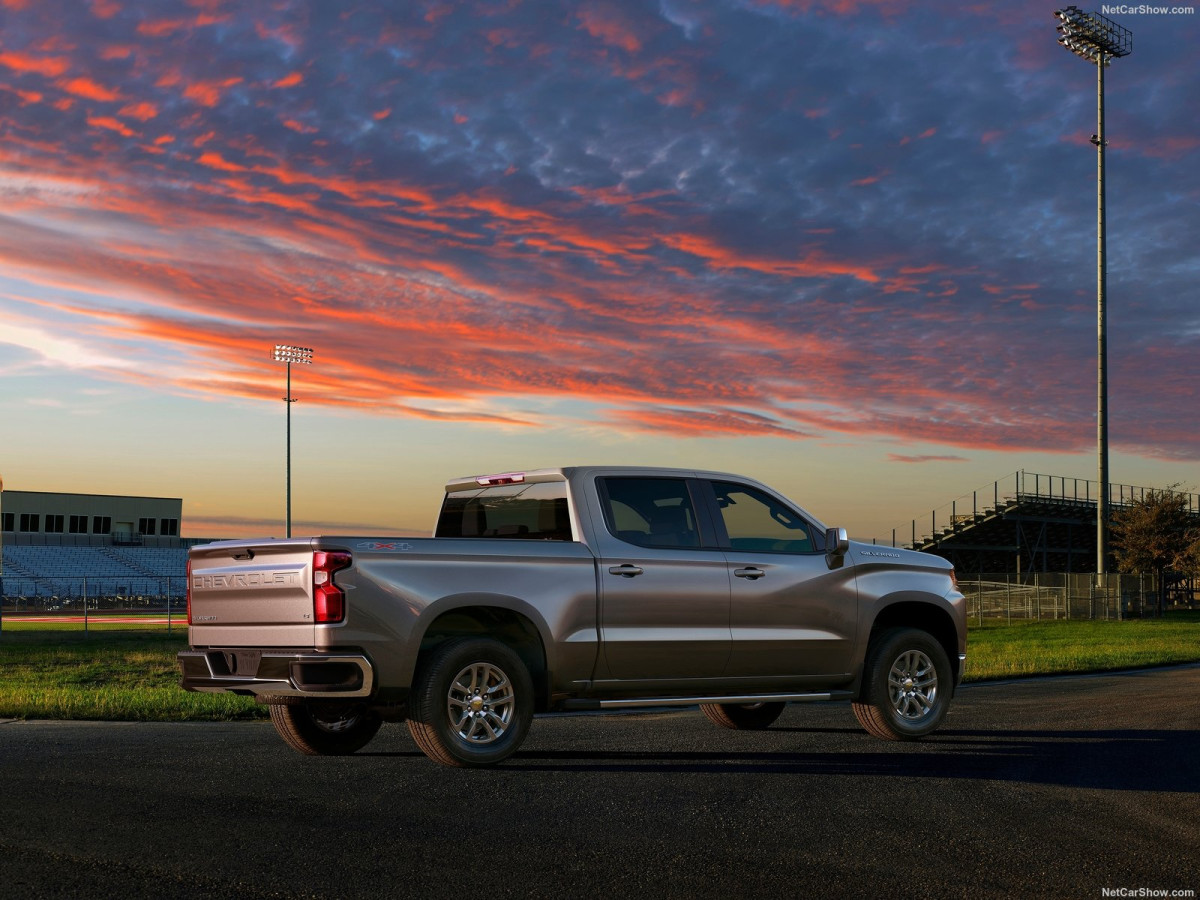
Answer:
[701,479,858,679]
[589,476,731,682]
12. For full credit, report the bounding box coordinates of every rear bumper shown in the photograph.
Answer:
[178,649,375,700]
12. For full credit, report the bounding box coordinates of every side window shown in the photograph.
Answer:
[711,481,814,554]
[600,478,701,549]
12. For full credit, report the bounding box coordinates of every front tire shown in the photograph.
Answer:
[406,637,534,768]
[269,702,382,755]
[852,627,952,741]
[700,701,786,730]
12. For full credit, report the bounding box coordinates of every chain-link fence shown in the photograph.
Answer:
[0,575,186,616]
[959,572,1163,624]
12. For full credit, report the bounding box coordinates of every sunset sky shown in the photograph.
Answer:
[1,0,1197,542]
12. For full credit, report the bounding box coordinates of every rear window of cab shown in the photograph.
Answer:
[435,481,572,540]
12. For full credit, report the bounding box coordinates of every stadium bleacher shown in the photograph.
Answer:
[0,545,187,606]
[902,471,1200,576]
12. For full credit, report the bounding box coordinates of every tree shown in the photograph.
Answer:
[1110,486,1200,614]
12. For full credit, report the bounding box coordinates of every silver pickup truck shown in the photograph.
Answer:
[180,466,966,767]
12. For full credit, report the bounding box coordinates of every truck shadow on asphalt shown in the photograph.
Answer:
[503,729,1200,792]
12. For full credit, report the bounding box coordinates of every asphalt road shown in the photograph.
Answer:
[2,667,1199,900]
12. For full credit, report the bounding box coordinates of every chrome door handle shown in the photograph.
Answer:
[734,567,765,580]
[608,564,644,577]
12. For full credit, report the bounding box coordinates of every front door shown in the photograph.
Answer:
[704,480,858,679]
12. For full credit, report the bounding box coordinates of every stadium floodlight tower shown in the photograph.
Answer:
[0,472,4,633]
[272,344,313,539]
[1053,6,1131,576]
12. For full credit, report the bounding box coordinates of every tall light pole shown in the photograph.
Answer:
[1053,6,1132,575]
[1,473,5,634]
[272,345,313,538]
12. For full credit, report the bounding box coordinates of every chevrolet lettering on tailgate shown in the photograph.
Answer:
[193,571,302,590]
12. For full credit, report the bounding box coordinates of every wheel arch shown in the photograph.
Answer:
[858,598,962,698]
[411,596,552,712]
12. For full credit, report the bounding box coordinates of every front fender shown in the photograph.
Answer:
[851,565,967,694]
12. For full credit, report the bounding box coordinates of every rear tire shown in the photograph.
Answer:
[406,637,534,768]
[852,627,951,741]
[269,702,382,755]
[700,701,786,730]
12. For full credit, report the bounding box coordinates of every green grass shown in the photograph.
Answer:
[0,627,263,721]
[964,610,1200,681]
[1,614,1198,721]
[2,620,182,633]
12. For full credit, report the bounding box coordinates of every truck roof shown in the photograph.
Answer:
[445,465,756,492]
[442,466,828,531]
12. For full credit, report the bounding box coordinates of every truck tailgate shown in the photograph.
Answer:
[188,541,315,646]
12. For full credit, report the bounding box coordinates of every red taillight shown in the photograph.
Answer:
[186,558,193,625]
[313,551,352,624]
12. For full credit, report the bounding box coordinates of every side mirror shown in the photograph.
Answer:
[825,527,849,569]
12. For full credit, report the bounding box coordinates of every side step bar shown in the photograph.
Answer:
[560,690,853,711]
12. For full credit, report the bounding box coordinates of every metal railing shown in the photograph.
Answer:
[959,572,1164,623]
[892,471,1200,549]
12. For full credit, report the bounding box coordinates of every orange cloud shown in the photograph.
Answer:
[137,19,187,37]
[852,169,890,186]
[272,71,303,88]
[0,51,70,77]
[213,177,319,213]
[196,151,247,172]
[577,4,643,53]
[1142,136,1200,160]
[86,115,138,137]
[118,101,158,120]
[57,76,123,101]
[90,0,121,18]
[0,85,43,104]
[282,118,318,134]
[887,454,968,464]
[660,232,881,283]
[611,407,811,439]
[182,77,243,107]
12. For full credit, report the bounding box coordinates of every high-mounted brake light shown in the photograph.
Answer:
[313,551,352,624]
[475,472,525,486]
